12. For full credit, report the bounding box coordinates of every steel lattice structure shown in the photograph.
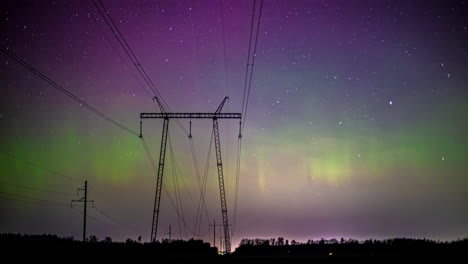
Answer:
[141,97,238,253]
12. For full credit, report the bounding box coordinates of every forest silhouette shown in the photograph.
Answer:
[2,233,467,263]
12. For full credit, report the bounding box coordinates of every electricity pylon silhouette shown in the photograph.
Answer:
[140,97,240,253]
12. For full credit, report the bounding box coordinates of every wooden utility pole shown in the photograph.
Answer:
[72,181,94,242]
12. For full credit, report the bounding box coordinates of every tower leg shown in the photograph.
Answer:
[150,118,169,242]
[213,118,231,253]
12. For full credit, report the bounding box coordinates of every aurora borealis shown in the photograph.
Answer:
[1,0,468,247]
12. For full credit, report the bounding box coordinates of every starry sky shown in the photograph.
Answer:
[1,0,468,247]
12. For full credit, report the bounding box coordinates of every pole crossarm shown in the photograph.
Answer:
[140,113,241,119]
[71,181,94,242]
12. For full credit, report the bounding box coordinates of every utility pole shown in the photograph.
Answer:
[219,229,223,253]
[141,96,240,253]
[71,181,94,242]
[166,225,172,241]
[209,219,231,252]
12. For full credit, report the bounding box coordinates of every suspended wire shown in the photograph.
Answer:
[0,180,76,197]
[147,101,211,239]
[235,3,258,227]
[73,207,102,223]
[91,0,159,97]
[0,195,70,208]
[219,0,231,201]
[78,0,150,97]
[241,0,264,134]
[0,152,82,183]
[189,139,202,186]
[93,206,136,236]
[233,0,264,236]
[0,191,70,207]
[0,45,139,137]
[232,139,242,235]
[140,136,205,238]
[174,136,214,240]
[220,0,229,96]
[189,137,213,239]
[91,0,189,136]
[240,0,257,121]
[194,130,214,236]
[140,136,180,237]
[168,133,187,239]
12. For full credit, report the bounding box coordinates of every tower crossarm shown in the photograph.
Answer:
[141,113,241,119]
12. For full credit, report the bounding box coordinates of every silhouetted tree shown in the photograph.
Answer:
[270,238,276,246]
[240,238,253,246]
[277,237,284,246]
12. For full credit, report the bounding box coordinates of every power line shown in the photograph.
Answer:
[220,0,230,95]
[189,136,213,239]
[170,133,213,240]
[140,136,204,238]
[0,152,81,183]
[93,206,126,229]
[241,0,264,133]
[0,180,76,197]
[0,195,70,209]
[78,0,151,98]
[90,0,189,136]
[219,0,231,203]
[194,130,214,236]
[240,0,257,123]
[233,0,264,237]
[90,0,156,97]
[232,138,242,235]
[0,191,70,207]
[168,133,186,239]
[0,44,139,137]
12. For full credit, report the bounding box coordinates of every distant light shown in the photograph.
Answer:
[329,252,333,256]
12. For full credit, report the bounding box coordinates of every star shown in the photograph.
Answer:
[389,100,393,105]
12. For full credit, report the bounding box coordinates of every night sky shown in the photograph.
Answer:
[1,0,468,247]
